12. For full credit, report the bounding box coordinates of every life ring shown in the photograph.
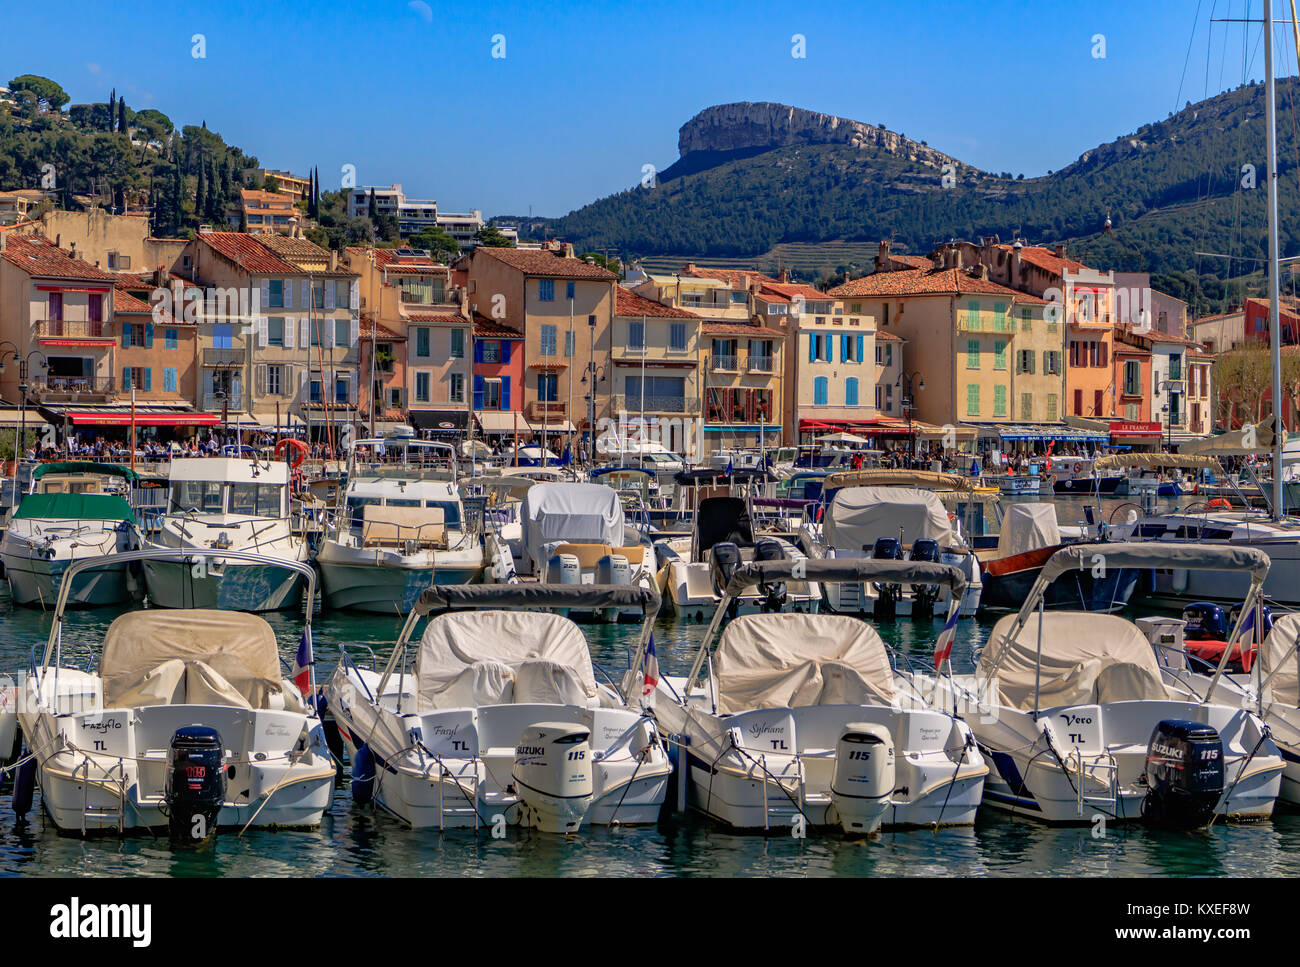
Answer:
[1071,461,1083,475]
[276,437,308,469]
[1208,497,1231,509]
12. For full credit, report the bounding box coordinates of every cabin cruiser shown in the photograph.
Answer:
[325,583,672,833]
[955,543,1283,825]
[1,463,143,608]
[316,440,484,613]
[654,495,820,621]
[144,457,310,612]
[800,475,982,617]
[1051,455,1123,495]
[977,504,1138,613]
[14,549,335,836]
[634,558,987,833]
[493,481,656,622]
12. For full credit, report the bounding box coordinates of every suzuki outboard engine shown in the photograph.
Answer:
[870,538,903,618]
[710,542,744,617]
[753,539,788,613]
[165,726,226,847]
[1142,719,1224,829]
[831,722,895,835]
[512,723,593,834]
[908,538,941,616]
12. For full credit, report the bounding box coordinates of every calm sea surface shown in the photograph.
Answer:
[3,493,1297,878]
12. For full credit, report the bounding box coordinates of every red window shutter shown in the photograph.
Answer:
[1073,389,1083,415]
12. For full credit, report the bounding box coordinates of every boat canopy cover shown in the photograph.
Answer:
[714,613,896,714]
[1184,415,1284,457]
[100,609,282,709]
[823,469,974,493]
[1092,453,1222,473]
[721,558,965,597]
[14,492,136,524]
[32,461,140,484]
[696,496,753,557]
[521,482,624,558]
[996,503,1061,558]
[414,582,660,617]
[1262,613,1300,707]
[1037,543,1269,587]
[415,610,597,711]
[980,612,1170,711]
[824,487,955,550]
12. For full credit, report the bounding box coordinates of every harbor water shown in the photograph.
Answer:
[2,492,1294,877]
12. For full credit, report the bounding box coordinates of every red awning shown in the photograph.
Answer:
[66,412,221,427]
[39,338,114,347]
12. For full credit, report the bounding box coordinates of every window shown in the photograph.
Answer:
[1021,392,1032,421]
[450,328,465,359]
[994,341,1007,370]
[670,322,687,352]
[415,371,431,403]
[993,385,1007,417]
[967,300,980,331]
[309,321,322,347]
[565,281,575,300]
[1017,350,1035,374]
[228,484,283,518]
[846,377,859,406]
[310,379,322,403]
[400,278,436,304]
[268,280,283,308]
[482,341,501,364]
[993,303,1007,332]
[628,320,645,349]
[1094,389,1104,415]
[885,344,893,366]
[1020,307,1032,332]
[450,373,465,403]
[540,324,558,356]
[1047,394,1058,421]
[164,368,178,393]
[967,339,980,369]
[312,282,325,309]
[564,329,574,357]
[416,327,430,358]
[335,376,349,403]
[165,328,179,350]
[537,372,558,402]
[337,280,352,308]
[539,279,555,302]
[1169,353,1183,381]
[268,318,284,347]
[967,384,980,416]
[1123,360,1141,396]
[1044,351,1060,375]
[1073,389,1083,415]
[813,377,829,405]
[48,292,63,321]
[267,365,283,396]
[1126,403,1139,420]
[89,294,103,324]
[484,379,502,409]
[108,252,131,270]
[335,318,350,347]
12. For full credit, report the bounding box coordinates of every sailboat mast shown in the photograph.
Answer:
[1266,4,1285,520]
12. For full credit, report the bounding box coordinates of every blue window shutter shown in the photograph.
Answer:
[474,340,484,363]
[164,368,177,393]
[143,367,152,391]
[122,326,131,349]
[856,334,864,361]
[808,334,816,363]
[501,340,511,364]
[145,323,154,348]
[846,377,858,406]
[123,367,131,389]
[501,375,511,409]
[840,333,847,362]
[473,375,484,409]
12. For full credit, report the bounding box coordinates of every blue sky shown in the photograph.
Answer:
[4,0,1287,217]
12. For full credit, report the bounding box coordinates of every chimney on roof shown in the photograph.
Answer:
[683,262,696,273]
[329,251,338,272]
[778,268,791,283]
[945,245,962,270]
[972,264,989,281]
[1054,243,1066,259]
[875,240,890,273]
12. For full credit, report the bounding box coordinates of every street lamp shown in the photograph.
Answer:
[897,369,925,464]
[2,349,47,507]
[1157,378,1177,453]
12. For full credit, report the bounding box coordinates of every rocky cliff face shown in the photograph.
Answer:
[677,102,973,171]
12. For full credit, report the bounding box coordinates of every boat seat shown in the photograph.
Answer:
[362,505,445,548]
[554,543,613,569]
[612,545,646,565]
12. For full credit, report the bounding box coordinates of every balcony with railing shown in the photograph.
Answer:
[202,347,247,367]
[33,375,116,402]
[202,393,244,412]
[610,394,700,415]
[527,400,567,422]
[710,354,740,373]
[747,355,775,374]
[35,319,114,341]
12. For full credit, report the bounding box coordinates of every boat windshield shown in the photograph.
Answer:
[346,496,462,528]
[170,481,284,516]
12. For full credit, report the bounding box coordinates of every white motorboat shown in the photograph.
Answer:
[635,557,987,834]
[500,481,656,622]
[800,476,982,617]
[317,440,484,613]
[14,548,335,837]
[325,582,672,833]
[654,495,820,621]
[2,467,143,608]
[957,543,1283,826]
[144,457,310,612]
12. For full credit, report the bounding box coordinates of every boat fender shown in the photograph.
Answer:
[11,752,35,817]
[351,744,376,805]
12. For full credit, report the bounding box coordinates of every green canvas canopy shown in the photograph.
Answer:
[13,492,137,523]
[31,462,140,485]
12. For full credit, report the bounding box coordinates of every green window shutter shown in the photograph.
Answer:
[967,300,980,331]
[967,383,979,415]
[1020,307,1032,332]
[967,339,980,369]
[994,341,1006,370]
[1021,393,1032,421]
[994,302,1006,331]
[994,385,1007,416]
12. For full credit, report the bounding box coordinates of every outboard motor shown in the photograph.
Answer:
[710,542,744,618]
[870,538,903,618]
[512,723,593,834]
[1182,602,1228,641]
[908,538,941,617]
[164,726,226,847]
[754,539,788,613]
[1229,603,1274,640]
[831,722,895,835]
[597,553,631,587]
[547,551,581,617]
[1142,719,1224,829]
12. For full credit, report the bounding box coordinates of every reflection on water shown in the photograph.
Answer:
[3,493,1298,877]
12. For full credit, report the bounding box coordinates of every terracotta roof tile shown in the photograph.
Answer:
[702,321,784,337]
[828,267,1047,303]
[997,244,1087,277]
[681,266,779,287]
[873,329,905,341]
[476,246,617,280]
[1,234,115,282]
[615,287,700,319]
[473,314,524,338]
[405,309,466,324]
[199,232,300,275]
[757,282,830,303]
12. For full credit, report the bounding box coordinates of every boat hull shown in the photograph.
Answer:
[3,555,131,608]
[318,558,483,614]
[143,559,305,612]
[980,547,1139,613]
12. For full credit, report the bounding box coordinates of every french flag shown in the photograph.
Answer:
[933,608,960,669]
[642,633,660,697]
[292,630,314,700]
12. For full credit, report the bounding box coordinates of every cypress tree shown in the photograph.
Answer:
[206,160,220,221]
[194,161,205,223]
[117,97,127,135]
[368,187,377,221]
[108,89,116,131]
